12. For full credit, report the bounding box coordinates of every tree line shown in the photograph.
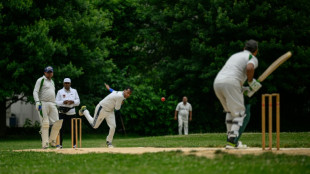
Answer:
[1,0,309,136]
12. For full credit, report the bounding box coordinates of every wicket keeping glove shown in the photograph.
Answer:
[36,102,42,111]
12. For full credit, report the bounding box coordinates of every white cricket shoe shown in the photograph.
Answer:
[107,141,114,148]
[236,141,247,149]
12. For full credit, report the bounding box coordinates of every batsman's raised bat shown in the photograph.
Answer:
[247,51,292,97]
[257,51,292,82]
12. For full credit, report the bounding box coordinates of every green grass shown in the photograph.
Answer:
[1,132,310,174]
[2,132,309,150]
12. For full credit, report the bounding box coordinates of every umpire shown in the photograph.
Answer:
[55,78,80,148]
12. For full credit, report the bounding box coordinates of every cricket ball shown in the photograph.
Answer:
[161,97,165,102]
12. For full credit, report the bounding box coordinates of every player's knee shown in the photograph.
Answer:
[52,120,63,129]
[230,110,245,117]
[232,115,246,126]
[110,124,116,130]
[184,122,188,127]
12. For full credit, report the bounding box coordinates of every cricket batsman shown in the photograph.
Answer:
[213,40,261,149]
[79,85,133,148]
[33,66,63,149]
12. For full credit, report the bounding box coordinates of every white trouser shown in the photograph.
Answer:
[37,101,59,148]
[83,104,116,143]
[178,114,189,135]
[214,79,246,139]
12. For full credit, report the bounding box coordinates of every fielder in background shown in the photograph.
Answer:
[33,66,63,149]
[174,96,192,135]
[55,78,80,149]
[79,85,133,148]
[213,40,261,149]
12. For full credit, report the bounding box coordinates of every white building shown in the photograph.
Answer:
[6,100,40,127]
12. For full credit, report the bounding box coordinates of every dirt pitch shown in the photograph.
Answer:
[15,147,310,158]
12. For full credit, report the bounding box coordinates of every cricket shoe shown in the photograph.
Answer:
[79,106,87,116]
[225,137,236,149]
[225,142,236,149]
[42,142,49,149]
[106,141,114,148]
[235,141,247,149]
[56,145,62,149]
[225,141,248,149]
[49,140,57,147]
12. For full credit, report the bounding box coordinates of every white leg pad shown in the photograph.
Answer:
[229,113,246,138]
[41,123,49,148]
[226,113,233,135]
[49,120,63,146]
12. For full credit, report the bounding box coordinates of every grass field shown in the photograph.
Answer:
[1,132,310,174]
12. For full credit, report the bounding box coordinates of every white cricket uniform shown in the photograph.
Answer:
[176,102,192,135]
[213,50,258,138]
[33,75,59,147]
[83,91,125,143]
[56,87,80,115]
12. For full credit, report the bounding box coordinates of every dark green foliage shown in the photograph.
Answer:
[0,0,309,135]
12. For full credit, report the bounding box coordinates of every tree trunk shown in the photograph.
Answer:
[0,100,7,137]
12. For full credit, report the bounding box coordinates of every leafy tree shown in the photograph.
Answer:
[0,0,116,136]
[1,0,310,136]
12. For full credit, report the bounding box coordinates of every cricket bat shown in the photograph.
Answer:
[247,51,292,97]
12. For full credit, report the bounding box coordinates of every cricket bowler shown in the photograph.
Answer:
[213,40,261,149]
[79,85,133,148]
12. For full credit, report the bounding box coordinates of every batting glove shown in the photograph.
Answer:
[242,86,251,93]
[36,102,42,111]
[248,79,262,92]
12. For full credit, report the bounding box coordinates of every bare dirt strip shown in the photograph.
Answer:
[15,147,310,158]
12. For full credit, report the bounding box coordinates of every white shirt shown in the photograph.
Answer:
[99,91,125,112]
[56,87,80,115]
[176,102,192,116]
[33,75,55,103]
[215,50,258,85]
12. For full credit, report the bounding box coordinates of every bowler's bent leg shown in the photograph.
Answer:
[84,104,105,128]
